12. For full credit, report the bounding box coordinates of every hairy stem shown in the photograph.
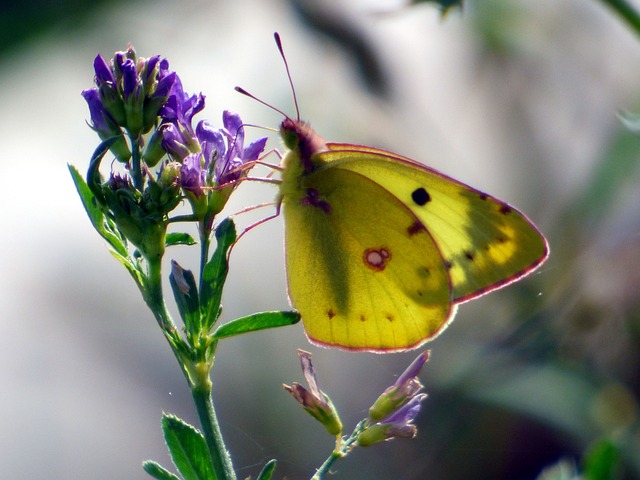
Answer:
[192,383,237,480]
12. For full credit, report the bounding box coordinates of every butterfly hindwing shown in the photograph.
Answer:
[283,164,456,351]
[321,143,549,303]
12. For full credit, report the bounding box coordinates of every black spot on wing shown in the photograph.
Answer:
[411,187,431,206]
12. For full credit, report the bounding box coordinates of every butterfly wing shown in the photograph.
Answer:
[282,164,455,351]
[322,143,549,303]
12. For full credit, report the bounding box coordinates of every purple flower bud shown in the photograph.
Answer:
[153,71,176,100]
[358,394,427,447]
[283,350,342,436]
[121,59,139,101]
[82,88,130,163]
[142,55,161,88]
[93,54,115,85]
[160,123,190,160]
[368,350,430,422]
[82,88,115,135]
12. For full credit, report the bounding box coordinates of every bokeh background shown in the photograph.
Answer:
[2,0,640,478]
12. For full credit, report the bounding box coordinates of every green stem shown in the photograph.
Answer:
[129,133,144,191]
[198,220,211,293]
[312,451,343,480]
[311,422,365,480]
[192,383,236,480]
[145,254,177,332]
[599,0,640,37]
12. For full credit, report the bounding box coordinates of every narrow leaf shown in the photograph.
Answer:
[212,311,301,340]
[256,459,277,480]
[86,136,119,201]
[69,164,128,257]
[166,232,197,247]
[169,260,201,335]
[143,460,182,480]
[583,439,620,480]
[162,414,215,480]
[201,218,236,332]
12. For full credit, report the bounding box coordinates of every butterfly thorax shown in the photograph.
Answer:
[279,118,329,205]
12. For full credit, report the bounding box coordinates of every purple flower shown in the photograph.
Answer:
[87,47,176,136]
[81,88,130,163]
[120,58,139,102]
[358,394,428,446]
[358,351,430,446]
[82,88,116,136]
[93,54,115,85]
[179,154,207,197]
[160,75,205,136]
[215,110,267,184]
[368,350,430,422]
[283,350,342,436]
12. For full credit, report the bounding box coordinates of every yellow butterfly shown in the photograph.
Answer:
[242,34,549,352]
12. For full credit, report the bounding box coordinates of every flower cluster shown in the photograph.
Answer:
[359,351,430,446]
[284,350,430,447]
[81,46,267,256]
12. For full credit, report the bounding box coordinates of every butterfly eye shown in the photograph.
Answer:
[411,187,431,206]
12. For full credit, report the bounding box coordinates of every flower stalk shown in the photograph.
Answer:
[75,45,268,480]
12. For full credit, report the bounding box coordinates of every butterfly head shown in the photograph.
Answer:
[280,117,328,173]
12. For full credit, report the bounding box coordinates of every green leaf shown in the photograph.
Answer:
[256,459,277,480]
[68,164,129,258]
[162,414,216,480]
[86,136,119,201]
[583,439,620,480]
[143,460,182,480]
[166,232,197,247]
[200,218,236,332]
[212,311,301,340]
[169,260,201,336]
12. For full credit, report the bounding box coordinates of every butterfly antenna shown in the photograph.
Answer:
[274,32,300,121]
[234,86,290,119]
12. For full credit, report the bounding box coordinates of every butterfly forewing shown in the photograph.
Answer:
[322,144,549,303]
[283,165,455,351]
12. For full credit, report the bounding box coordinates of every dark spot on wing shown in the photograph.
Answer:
[411,187,431,206]
[464,251,475,261]
[499,204,512,215]
[327,309,336,319]
[407,221,426,236]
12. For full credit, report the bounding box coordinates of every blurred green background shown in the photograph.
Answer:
[2,0,640,478]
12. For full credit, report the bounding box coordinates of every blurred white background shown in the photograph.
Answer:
[2,0,640,478]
